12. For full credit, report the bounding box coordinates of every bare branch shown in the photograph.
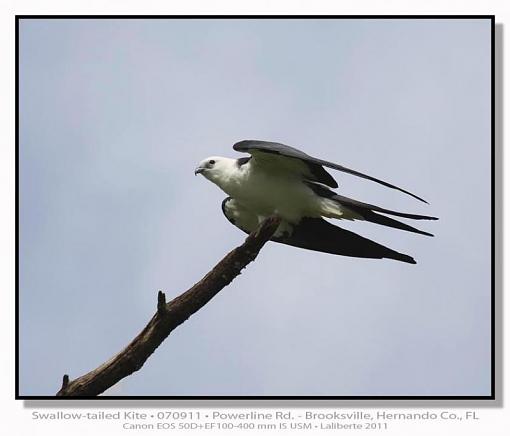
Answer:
[56,216,281,397]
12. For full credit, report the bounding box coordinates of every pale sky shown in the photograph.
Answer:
[19,18,491,396]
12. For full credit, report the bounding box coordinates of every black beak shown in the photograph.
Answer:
[194,167,205,176]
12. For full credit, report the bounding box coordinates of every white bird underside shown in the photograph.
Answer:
[216,160,362,223]
[195,140,437,263]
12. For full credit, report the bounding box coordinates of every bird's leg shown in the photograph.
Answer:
[256,215,267,224]
[257,209,281,224]
[257,210,285,236]
[271,209,282,220]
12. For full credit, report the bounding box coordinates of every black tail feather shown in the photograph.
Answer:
[304,182,438,231]
[358,210,434,237]
[331,193,438,221]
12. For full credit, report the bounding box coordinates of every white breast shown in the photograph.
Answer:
[219,162,325,222]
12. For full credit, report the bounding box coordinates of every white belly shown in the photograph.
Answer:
[221,169,344,223]
[209,160,361,222]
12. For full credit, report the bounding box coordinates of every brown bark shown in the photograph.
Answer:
[56,216,281,397]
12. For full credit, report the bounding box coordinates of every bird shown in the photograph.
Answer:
[194,140,437,264]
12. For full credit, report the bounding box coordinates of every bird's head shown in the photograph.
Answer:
[194,156,237,186]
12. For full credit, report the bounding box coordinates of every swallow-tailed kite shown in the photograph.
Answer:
[195,140,437,264]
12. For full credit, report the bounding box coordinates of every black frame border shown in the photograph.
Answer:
[15,14,496,401]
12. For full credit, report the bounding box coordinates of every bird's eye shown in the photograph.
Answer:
[209,160,215,165]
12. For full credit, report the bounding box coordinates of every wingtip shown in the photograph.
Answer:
[399,254,417,264]
[412,193,428,204]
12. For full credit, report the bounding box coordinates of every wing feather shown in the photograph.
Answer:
[279,217,416,263]
[221,197,416,264]
[234,139,428,203]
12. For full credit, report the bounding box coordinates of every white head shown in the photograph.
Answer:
[194,156,238,188]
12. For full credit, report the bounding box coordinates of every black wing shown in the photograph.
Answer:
[233,139,428,204]
[222,197,416,264]
[277,217,416,264]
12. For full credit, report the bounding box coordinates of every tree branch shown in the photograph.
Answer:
[56,216,281,397]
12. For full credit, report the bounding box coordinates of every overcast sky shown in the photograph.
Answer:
[19,18,491,397]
